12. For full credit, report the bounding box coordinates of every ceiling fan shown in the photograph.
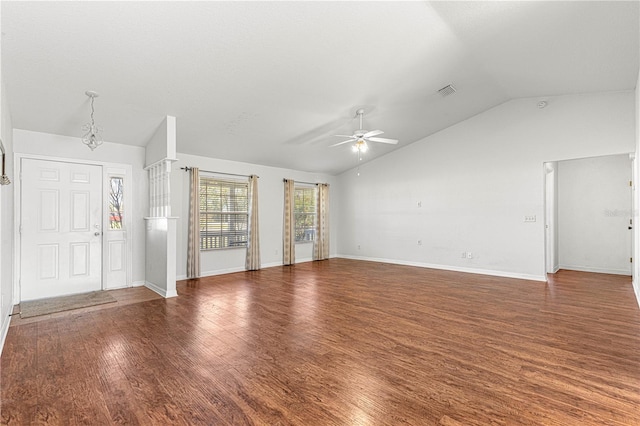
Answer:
[330,108,398,153]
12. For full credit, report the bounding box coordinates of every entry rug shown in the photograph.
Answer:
[20,291,117,318]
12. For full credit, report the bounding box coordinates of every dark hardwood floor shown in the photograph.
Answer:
[2,259,640,425]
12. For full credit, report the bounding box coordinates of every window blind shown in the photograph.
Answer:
[199,177,249,250]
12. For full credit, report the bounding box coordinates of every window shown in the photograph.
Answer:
[109,177,124,229]
[294,186,316,242]
[200,177,248,250]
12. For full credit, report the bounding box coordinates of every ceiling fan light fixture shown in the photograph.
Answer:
[353,139,368,153]
[330,108,398,166]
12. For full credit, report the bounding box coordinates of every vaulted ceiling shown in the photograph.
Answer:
[2,1,638,175]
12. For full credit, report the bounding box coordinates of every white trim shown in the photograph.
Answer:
[0,311,11,357]
[200,266,246,277]
[145,280,178,298]
[337,255,547,282]
[175,261,310,281]
[144,216,179,220]
[12,153,21,304]
[132,280,146,287]
[633,278,640,309]
[557,264,632,276]
[103,165,133,291]
[198,259,299,278]
[15,152,121,167]
[144,157,178,171]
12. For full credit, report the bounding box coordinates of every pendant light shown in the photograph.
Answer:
[81,90,103,150]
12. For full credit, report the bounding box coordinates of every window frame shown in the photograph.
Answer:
[108,175,125,230]
[294,185,316,244]
[199,176,249,251]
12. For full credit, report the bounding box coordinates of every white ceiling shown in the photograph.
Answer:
[2,1,638,175]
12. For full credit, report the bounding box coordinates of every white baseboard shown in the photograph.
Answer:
[337,254,547,282]
[144,281,178,298]
[550,265,560,274]
[176,260,317,281]
[558,264,632,276]
[0,308,12,357]
[633,278,640,310]
[201,266,246,277]
[132,280,146,287]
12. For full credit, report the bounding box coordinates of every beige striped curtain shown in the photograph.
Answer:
[187,167,201,278]
[313,183,330,261]
[283,179,295,265]
[245,175,261,271]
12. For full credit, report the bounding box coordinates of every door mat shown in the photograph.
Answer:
[20,291,117,318]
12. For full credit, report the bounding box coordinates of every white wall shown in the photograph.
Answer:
[12,129,148,290]
[171,153,337,279]
[145,217,178,297]
[336,91,636,281]
[145,116,177,167]
[557,155,632,275]
[1,79,15,354]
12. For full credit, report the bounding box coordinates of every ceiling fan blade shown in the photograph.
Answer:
[333,134,356,138]
[368,137,399,145]
[363,129,384,138]
[329,139,357,147]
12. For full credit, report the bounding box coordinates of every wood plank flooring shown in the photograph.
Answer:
[2,259,640,425]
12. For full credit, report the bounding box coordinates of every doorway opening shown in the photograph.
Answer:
[544,154,633,278]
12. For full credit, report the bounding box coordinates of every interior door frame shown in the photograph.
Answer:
[543,161,558,276]
[630,153,637,285]
[542,154,634,280]
[13,153,133,304]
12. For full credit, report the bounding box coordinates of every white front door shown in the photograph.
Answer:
[20,158,103,301]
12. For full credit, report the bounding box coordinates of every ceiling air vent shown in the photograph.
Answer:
[437,84,456,97]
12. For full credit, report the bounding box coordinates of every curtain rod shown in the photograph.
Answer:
[283,178,328,186]
[181,167,257,179]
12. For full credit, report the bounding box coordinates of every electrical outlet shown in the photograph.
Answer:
[467,252,473,259]
[524,215,536,222]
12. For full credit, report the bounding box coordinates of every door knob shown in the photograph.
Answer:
[629,226,633,230]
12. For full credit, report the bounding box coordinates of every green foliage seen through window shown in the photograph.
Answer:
[294,187,316,242]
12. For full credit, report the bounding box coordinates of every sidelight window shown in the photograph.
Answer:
[108,177,124,229]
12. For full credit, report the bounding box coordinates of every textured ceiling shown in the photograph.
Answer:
[2,1,638,175]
